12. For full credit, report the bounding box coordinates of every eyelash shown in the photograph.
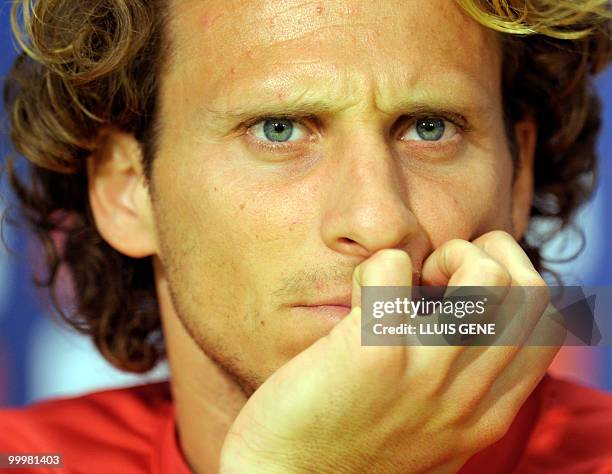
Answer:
[242,115,315,152]
[396,115,470,142]
[242,114,470,152]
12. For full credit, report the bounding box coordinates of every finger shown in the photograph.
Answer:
[469,324,564,447]
[421,239,512,288]
[351,249,413,309]
[348,249,467,392]
[472,231,550,345]
[436,231,563,422]
[423,236,547,344]
[441,294,562,428]
[320,250,413,377]
[484,304,566,408]
[332,249,413,350]
[438,307,555,425]
[471,230,545,287]
[420,240,515,407]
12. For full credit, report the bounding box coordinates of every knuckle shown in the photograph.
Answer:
[477,230,515,245]
[484,420,510,446]
[445,369,499,426]
[519,270,550,306]
[447,389,488,426]
[474,417,511,449]
[489,230,514,241]
[378,249,412,269]
[484,230,514,244]
[478,230,516,254]
[441,238,470,266]
[476,259,511,285]
[416,351,451,397]
[446,238,470,250]
[519,269,547,287]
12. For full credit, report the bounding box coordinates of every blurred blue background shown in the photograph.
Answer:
[0,1,610,407]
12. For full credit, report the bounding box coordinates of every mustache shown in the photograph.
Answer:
[272,257,422,303]
[271,261,356,301]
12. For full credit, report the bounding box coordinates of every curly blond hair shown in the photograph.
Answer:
[3,0,611,371]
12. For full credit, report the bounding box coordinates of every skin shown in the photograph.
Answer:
[86,0,558,472]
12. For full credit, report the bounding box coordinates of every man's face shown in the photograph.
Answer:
[150,0,522,392]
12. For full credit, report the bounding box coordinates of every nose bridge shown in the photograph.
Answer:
[346,133,402,200]
[322,126,418,254]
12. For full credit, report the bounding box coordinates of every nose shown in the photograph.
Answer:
[320,130,421,258]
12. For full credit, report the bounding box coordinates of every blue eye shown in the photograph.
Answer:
[249,118,307,144]
[416,119,445,141]
[263,118,294,141]
[401,118,457,142]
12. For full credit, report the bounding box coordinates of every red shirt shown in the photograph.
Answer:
[0,374,611,473]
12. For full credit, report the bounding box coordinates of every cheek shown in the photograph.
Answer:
[150,151,255,316]
[153,147,317,298]
[409,160,514,247]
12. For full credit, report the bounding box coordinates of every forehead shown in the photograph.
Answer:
[162,0,501,118]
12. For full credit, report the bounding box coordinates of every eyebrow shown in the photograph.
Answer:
[210,104,332,128]
[201,73,494,133]
[205,89,353,122]
[203,98,490,135]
